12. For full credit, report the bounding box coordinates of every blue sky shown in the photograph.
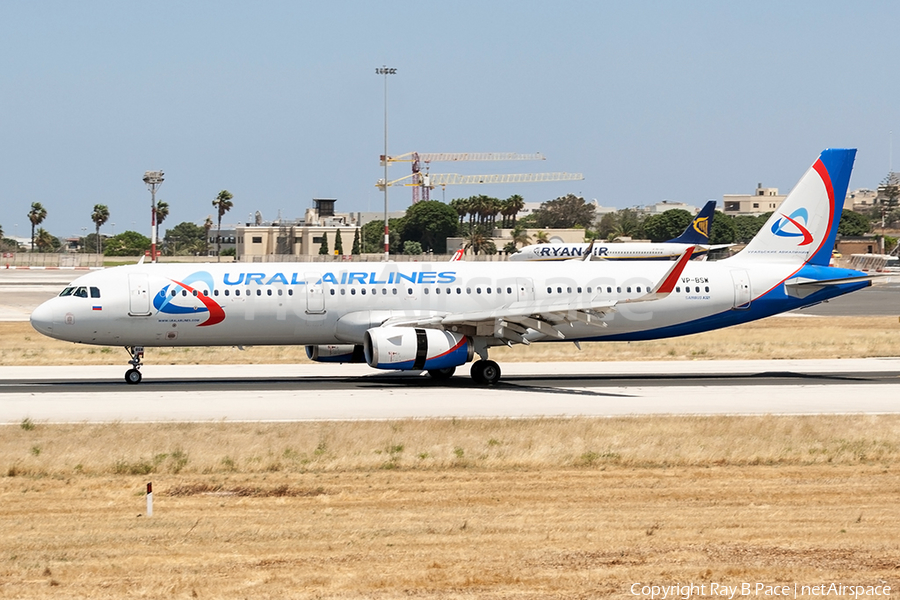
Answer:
[1,1,898,239]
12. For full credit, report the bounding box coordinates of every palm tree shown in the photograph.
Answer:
[464,226,490,255]
[28,202,47,252]
[35,227,55,252]
[449,198,470,228]
[511,225,531,249]
[534,230,550,244]
[155,201,169,228]
[203,215,213,256]
[212,190,234,262]
[506,194,525,228]
[90,204,109,254]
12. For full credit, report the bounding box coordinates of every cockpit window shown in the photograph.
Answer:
[59,287,75,297]
[73,286,88,298]
[90,287,100,298]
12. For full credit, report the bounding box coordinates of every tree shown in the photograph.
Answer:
[534,230,550,244]
[334,229,344,255]
[155,201,169,228]
[402,240,423,255]
[503,194,525,228]
[351,228,361,255]
[35,227,56,252]
[28,202,47,252]
[733,214,767,243]
[642,209,693,242]
[709,211,736,245]
[464,227,492,255]
[164,222,206,255]
[90,204,109,254]
[318,233,329,255]
[361,218,403,254]
[401,200,459,253]
[837,208,870,237]
[212,190,234,262]
[203,215,213,256]
[449,198,470,228]
[511,225,531,249]
[533,194,594,229]
[103,231,151,256]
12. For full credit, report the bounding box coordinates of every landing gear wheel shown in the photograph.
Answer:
[470,360,501,385]
[427,366,456,381]
[124,346,145,385]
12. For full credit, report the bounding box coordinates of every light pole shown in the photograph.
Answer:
[81,227,87,253]
[142,170,164,262]
[376,65,396,261]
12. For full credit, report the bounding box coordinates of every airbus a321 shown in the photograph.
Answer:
[509,199,729,261]
[31,148,874,385]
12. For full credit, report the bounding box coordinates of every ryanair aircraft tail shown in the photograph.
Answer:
[732,149,856,266]
[668,199,717,244]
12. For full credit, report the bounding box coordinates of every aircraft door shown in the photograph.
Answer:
[305,272,325,314]
[731,269,751,310]
[516,278,535,302]
[128,273,152,316]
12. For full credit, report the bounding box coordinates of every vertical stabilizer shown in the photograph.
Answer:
[732,149,856,266]
[668,199,717,244]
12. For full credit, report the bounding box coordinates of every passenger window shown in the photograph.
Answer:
[341,289,346,295]
[705,286,710,293]
[351,289,356,295]
[361,289,367,295]
[392,288,398,295]
[90,287,100,298]
[506,287,512,294]
[627,287,632,293]
[547,287,552,294]
[278,289,283,296]
[171,290,177,296]
[236,290,241,296]
[193,290,198,297]
[214,290,219,296]
[256,289,262,296]
[224,290,230,296]
[424,288,429,295]
[288,289,293,296]
[267,289,273,296]
[182,290,187,297]
[329,289,335,295]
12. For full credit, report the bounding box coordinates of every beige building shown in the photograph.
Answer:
[236,199,361,259]
[723,184,785,216]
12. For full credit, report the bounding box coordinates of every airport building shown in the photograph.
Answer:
[234,199,362,260]
[723,184,786,216]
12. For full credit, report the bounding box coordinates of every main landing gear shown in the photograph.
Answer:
[470,360,501,385]
[124,346,144,385]
[427,360,502,385]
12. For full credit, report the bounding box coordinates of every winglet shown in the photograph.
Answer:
[580,238,596,262]
[449,249,464,262]
[626,246,694,303]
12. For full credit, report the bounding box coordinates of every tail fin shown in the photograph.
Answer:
[667,200,716,244]
[732,148,855,266]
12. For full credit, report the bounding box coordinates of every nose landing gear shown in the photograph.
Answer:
[124,346,144,384]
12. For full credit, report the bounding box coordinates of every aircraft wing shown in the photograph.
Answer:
[382,246,695,343]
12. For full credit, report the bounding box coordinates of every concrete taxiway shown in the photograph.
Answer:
[2,359,899,423]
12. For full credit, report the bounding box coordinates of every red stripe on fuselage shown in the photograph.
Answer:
[169,279,226,326]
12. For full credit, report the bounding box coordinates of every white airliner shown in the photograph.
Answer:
[31,149,874,385]
[509,200,730,261]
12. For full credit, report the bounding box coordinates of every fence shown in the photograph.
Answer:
[2,253,104,268]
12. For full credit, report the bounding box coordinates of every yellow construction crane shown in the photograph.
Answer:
[375,151,583,202]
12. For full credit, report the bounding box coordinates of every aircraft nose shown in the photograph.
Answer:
[30,300,55,336]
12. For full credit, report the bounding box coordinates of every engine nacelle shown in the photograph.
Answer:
[305,344,366,363]
[363,327,473,371]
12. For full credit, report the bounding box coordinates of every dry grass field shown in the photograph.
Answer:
[3,318,900,598]
[3,418,900,599]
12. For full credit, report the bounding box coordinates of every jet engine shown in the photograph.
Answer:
[305,344,366,363]
[363,327,472,371]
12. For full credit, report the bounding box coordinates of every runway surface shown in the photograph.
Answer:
[2,359,899,422]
